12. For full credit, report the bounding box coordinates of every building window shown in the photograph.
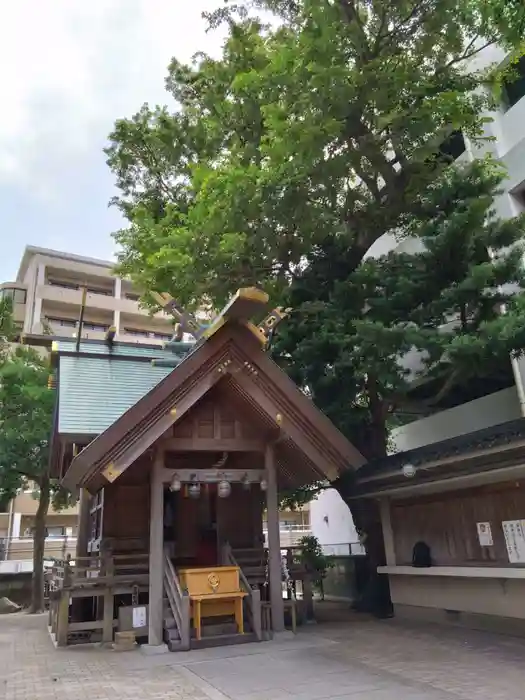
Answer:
[46,526,66,538]
[438,131,466,161]
[0,494,10,512]
[152,332,172,341]
[45,316,77,328]
[83,322,110,332]
[47,279,79,291]
[502,55,525,111]
[511,186,525,212]
[124,292,141,301]
[123,327,150,338]
[0,287,26,303]
[86,286,112,297]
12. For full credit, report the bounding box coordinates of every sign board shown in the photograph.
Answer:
[502,520,525,564]
[476,522,493,547]
[132,606,147,629]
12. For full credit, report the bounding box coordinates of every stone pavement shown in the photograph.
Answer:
[2,607,525,700]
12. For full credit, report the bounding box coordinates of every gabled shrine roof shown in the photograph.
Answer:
[57,292,366,493]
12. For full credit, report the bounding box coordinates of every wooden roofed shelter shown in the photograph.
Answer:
[50,288,365,650]
[352,418,525,636]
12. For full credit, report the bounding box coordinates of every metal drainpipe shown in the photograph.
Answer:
[511,356,525,417]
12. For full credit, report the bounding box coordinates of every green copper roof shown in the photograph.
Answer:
[54,338,194,359]
[56,339,194,435]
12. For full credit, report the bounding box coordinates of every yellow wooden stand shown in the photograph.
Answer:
[178,566,247,641]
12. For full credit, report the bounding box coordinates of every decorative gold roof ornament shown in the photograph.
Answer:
[151,287,291,350]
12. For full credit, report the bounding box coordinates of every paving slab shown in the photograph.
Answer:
[3,607,525,699]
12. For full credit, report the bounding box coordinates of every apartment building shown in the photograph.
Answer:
[0,246,183,570]
[1,246,177,344]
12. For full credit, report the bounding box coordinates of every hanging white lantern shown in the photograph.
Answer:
[188,479,201,499]
[169,473,182,492]
[260,478,268,492]
[241,473,250,491]
[218,479,231,499]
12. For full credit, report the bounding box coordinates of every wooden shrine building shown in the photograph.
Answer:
[48,288,365,650]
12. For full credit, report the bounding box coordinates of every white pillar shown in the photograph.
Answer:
[265,443,285,633]
[32,263,46,332]
[114,278,122,299]
[12,512,22,539]
[148,452,165,646]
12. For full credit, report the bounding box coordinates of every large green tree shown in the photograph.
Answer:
[106,1,525,611]
[0,300,72,612]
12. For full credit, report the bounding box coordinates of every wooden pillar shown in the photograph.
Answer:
[75,488,91,560]
[148,452,164,646]
[56,592,70,647]
[101,552,114,644]
[265,443,285,633]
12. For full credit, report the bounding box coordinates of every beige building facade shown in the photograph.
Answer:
[1,246,177,344]
[1,246,181,570]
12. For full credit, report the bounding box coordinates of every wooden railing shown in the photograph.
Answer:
[163,548,191,650]
[222,543,262,641]
[47,551,149,647]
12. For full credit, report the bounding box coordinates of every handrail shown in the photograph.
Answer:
[223,542,262,641]
[163,548,191,650]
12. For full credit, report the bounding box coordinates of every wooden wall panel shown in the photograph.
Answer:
[217,485,264,549]
[171,390,263,442]
[391,481,525,566]
[102,457,150,547]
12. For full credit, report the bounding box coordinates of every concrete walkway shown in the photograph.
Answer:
[2,607,525,699]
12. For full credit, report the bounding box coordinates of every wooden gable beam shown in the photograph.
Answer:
[229,371,341,482]
[93,370,224,490]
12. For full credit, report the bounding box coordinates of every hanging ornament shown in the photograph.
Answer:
[241,473,250,491]
[218,479,232,499]
[169,473,182,492]
[260,478,268,492]
[188,475,201,499]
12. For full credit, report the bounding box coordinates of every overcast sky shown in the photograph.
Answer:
[0,1,225,282]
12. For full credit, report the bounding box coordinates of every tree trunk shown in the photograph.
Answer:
[331,404,393,617]
[29,473,50,614]
[332,482,393,617]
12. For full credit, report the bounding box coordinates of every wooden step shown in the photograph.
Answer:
[190,632,258,650]
[164,627,181,643]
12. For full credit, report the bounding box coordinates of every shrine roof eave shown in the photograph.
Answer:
[61,321,366,494]
[351,417,525,499]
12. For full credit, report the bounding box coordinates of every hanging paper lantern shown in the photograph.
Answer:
[218,480,232,499]
[169,473,182,492]
[260,479,268,492]
[188,481,201,499]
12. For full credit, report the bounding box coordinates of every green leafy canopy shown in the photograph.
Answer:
[106,0,525,466]
[0,301,73,506]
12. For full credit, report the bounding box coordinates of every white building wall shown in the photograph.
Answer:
[310,488,359,554]
[390,387,522,453]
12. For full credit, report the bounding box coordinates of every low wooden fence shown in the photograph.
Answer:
[48,552,149,646]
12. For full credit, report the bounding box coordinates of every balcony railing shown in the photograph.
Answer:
[0,536,77,573]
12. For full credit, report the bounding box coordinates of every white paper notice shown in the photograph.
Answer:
[476,522,493,547]
[132,606,147,629]
[502,520,525,563]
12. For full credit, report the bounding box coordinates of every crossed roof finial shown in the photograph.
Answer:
[151,288,291,349]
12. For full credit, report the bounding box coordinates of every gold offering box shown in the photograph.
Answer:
[178,566,241,596]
